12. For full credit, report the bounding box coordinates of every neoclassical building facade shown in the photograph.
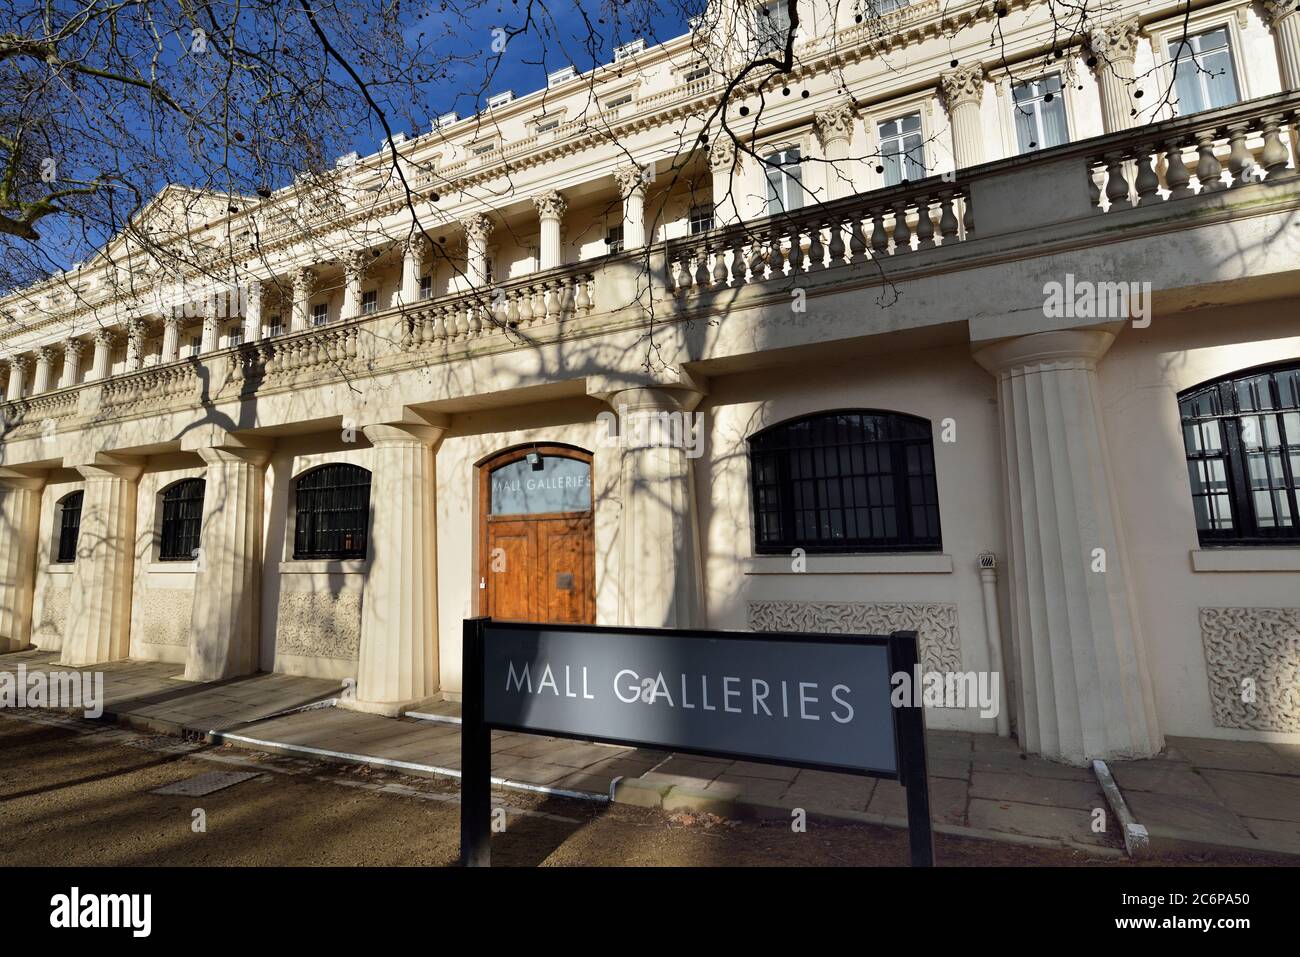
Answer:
[2,0,1299,763]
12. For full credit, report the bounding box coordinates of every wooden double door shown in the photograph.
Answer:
[479,445,595,625]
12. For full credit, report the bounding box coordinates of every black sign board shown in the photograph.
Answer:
[460,618,934,866]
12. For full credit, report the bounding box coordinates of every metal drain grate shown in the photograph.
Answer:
[151,770,261,796]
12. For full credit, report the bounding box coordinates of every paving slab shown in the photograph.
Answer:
[970,770,1105,811]
[868,777,969,825]
[1107,762,1220,801]
[1242,818,1300,853]
[1121,790,1255,843]
[781,770,877,813]
[967,798,1116,848]
[1164,745,1300,776]
[1199,769,1300,823]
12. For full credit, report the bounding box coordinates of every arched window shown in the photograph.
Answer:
[55,491,84,564]
[293,463,372,560]
[159,478,206,561]
[748,410,941,553]
[1178,362,1300,546]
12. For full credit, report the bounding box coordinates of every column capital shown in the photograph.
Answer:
[0,466,47,491]
[814,103,857,147]
[342,248,371,281]
[587,368,708,412]
[1087,17,1143,65]
[532,189,568,222]
[972,327,1119,376]
[72,460,144,482]
[614,164,651,197]
[93,328,116,346]
[6,353,30,373]
[35,345,55,363]
[360,409,450,447]
[402,233,432,263]
[707,136,737,173]
[64,337,86,359]
[460,212,495,243]
[292,266,316,293]
[1259,0,1297,26]
[939,64,985,111]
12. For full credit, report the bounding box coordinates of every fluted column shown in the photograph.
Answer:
[974,329,1160,764]
[614,165,649,249]
[0,472,44,653]
[460,214,494,287]
[243,279,264,343]
[340,250,369,321]
[32,348,54,394]
[5,356,27,400]
[89,331,113,381]
[399,235,431,304]
[160,317,181,363]
[814,103,857,200]
[592,378,706,629]
[532,190,568,270]
[707,138,741,227]
[291,267,316,331]
[1088,19,1143,132]
[125,320,147,371]
[185,443,272,681]
[62,460,142,666]
[1263,0,1300,90]
[940,65,987,169]
[60,339,84,388]
[353,416,448,713]
[199,301,219,353]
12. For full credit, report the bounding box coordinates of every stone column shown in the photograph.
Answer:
[160,317,181,363]
[62,459,142,666]
[89,331,113,381]
[814,103,857,200]
[199,301,219,353]
[291,267,316,331]
[614,165,649,249]
[973,329,1161,764]
[707,138,742,227]
[125,320,147,372]
[940,65,987,169]
[1088,18,1143,133]
[460,214,494,287]
[32,348,54,394]
[532,191,568,270]
[340,250,369,321]
[0,472,44,653]
[1263,0,1300,90]
[590,376,706,629]
[5,356,27,400]
[399,235,431,304]
[185,441,272,681]
[353,415,448,714]
[60,339,84,388]
[243,279,264,343]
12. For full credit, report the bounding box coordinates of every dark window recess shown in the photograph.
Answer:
[1179,362,1300,546]
[56,491,84,564]
[748,410,942,553]
[293,463,372,559]
[159,478,206,561]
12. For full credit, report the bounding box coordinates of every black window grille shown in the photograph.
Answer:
[293,463,372,559]
[1179,362,1300,546]
[749,410,942,553]
[55,491,83,563]
[159,478,206,561]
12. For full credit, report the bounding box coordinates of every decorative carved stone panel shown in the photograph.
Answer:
[35,584,70,645]
[275,591,362,661]
[747,600,962,673]
[138,587,194,647]
[1200,607,1300,733]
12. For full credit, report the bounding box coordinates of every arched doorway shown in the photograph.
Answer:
[477,444,595,624]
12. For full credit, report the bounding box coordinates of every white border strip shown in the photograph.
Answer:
[403,710,462,726]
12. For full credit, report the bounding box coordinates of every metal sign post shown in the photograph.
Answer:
[459,617,934,867]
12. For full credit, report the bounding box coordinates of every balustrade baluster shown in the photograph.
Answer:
[892,202,912,254]
[827,215,846,264]
[1134,149,1161,205]
[848,213,867,262]
[1260,115,1294,179]
[1164,140,1193,198]
[806,221,825,270]
[1194,133,1224,192]
[1226,125,1252,187]
[870,210,889,256]
[915,198,935,250]
[938,191,959,242]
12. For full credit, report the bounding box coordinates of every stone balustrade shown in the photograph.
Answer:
[98,362,199,413]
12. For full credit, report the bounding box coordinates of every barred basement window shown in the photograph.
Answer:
[159,478,205,561]
[748,410,942,553]
[55,491,84,564]
[1179,362,1300,546]
[293,463,372,559]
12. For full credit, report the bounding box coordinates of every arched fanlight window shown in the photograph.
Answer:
[293,463,372,559]
[1178,361,1300,546]
[55,491,84,564]
[748,410,942,553]
[159,478,206,561]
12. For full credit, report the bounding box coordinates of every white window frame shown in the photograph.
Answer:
[311,303,329,327]
[361,290,378,316]
[867,92,937,187]
[877,112,926,186]
[1010,72,1071,154]
[689,203,715,234]
[762,143,806,215]
[752,0,792,57]
[1148,9,1251,120]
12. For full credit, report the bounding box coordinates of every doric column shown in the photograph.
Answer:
[185,440,272,681]
[125,320,147,372]
[614,165,649,249]
[160,316,181,363]
[243,279,264,343]
[940,65,987,169]
[707,137,741,227]
[1088,18,1143,133]
[532,191,568,270]
[291,267,316,331]
[399,235,431,304]
[1262,0,1300,90]
[353,415,448,713]
[60,338,84,388]
[973,329,1161,764]
[0,472,44,653]
[814,103,857,200]
[61,459,142,666]
[89,330,113,381]
[460,214,494,287]
[340,250,369,321]
[590,376,706,629]
[32,347,54,394]
[199,301,219,353]
[5,355,27,400]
